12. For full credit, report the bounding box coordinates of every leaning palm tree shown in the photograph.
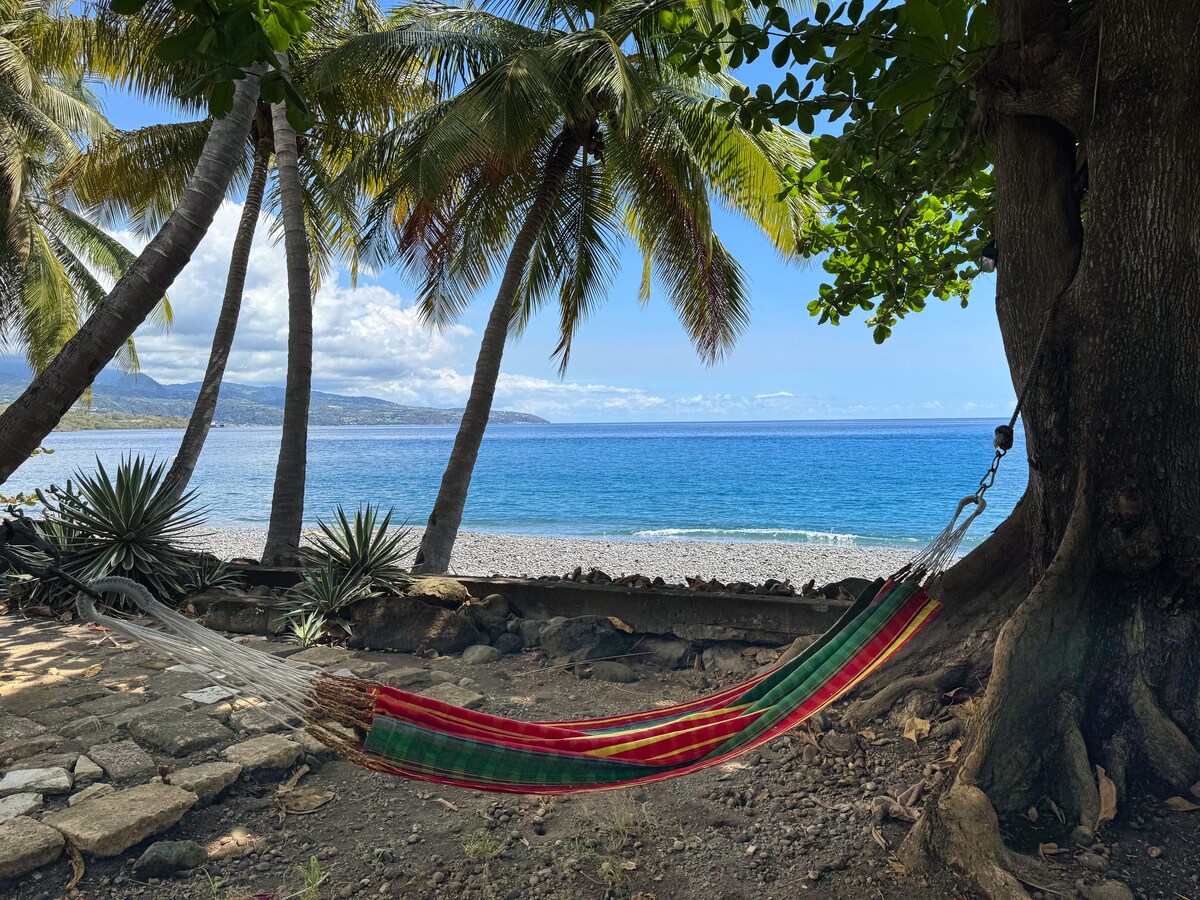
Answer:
[0,0,168,375]
[327,0,816,572]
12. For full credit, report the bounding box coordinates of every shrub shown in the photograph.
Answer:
[301,504,415,593]
[36,455,204,603]
[285,558,372,638]
[180,554,244,593]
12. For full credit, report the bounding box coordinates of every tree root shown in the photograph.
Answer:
[1128,675,1200,788]
[843,665,970,728]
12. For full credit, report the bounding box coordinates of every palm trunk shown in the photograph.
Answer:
[414,133,582,574]
[165,132,272,502]
[261,56,314,567]
[0,72,262,483]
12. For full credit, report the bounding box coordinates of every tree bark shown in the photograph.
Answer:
[413,133,582,573]
[262,56,315,567]
[0,72,262,484]
[881,2,1200,894]
[165,130,272,502]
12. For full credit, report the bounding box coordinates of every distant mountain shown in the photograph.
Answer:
[0,370,549,428]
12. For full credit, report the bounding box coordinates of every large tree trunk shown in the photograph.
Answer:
[866,3,1200,895]
[261,57,314,567]
[413,134,582,574]
[0,72,262,483]
[165,130,272,501]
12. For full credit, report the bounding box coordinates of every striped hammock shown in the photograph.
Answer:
[76,569,939,794]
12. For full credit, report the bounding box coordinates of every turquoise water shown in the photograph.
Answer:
[8,420,1026,549]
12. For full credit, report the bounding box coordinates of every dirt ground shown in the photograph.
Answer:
[2,615,1197,900]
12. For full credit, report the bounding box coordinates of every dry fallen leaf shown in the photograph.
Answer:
[621,860,638,871]
[1165,796,1200,812]
[1191,781,1200,800]
[961,698,981,718]
[859,729,877,741]
[869,826,890,851]
[903,716,931,744]
[1026,806,1039,823]
[1096,766,1117,825]
[66,844,85,889]
[1147,845,1163,858]
[889,860,910,876]
[946,739,963,764]
[1038,842,1067,861]
[280,786,335,815]
[81,663,102,678]
[608,616,634,634]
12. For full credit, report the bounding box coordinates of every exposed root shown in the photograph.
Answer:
[903,783,1029,899]
[843,666,969,728]
[1128,674,1200,788]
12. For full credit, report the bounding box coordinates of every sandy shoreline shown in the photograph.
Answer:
[192,526,918,587]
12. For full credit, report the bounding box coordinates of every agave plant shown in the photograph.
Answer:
[287,610,329,649]
[300,504,415,592]
[36,456,205,602]
[286,558,371,638]
[180,555,244,594]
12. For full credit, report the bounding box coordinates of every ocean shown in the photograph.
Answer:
[8,420,1025,550]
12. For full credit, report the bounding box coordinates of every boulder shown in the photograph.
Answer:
[492,633,524,656]
[204,595,289,636]
[85,740,155,781]
[43,784,197,857]
[0,816,64,878]
[517,619,542,648]
[222,735,300,774]
[68,783,115,807]
[132,840,207,879]
[0,792,42,825]
[375,667,431,689]
[347,596,479,654]
[128,710,235,756]
[156,761,242,806]
[59,716,115,744]
[419,683,484,710]
[0,717,47,744]
[700,643,752,675]
[463,594,509,640]
[0,767,72,796]
[539,616,631,663]
[813,576,874,602]
[462,645,503,665]
[287,646,356,669]
[404,577,470,610]
[228,702,297,735]
[589,662,638,683]
[640,637,694,669]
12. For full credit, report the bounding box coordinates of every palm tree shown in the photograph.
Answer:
[328,0,816,572]
[0,0,168,375]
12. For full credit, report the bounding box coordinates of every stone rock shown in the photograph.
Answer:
[68,783,115,806]
[73,755,104,785]
[76,691,148,718]
[375,667,431,689]
[181,686,240,705]
[492,633,524,656]
[222,735,300,774]
[86,740,155,781]
[589,662,638,683]
[0,733,62,764]
[700,643,752,675]
[419,683,485,710]
[156,761,242,805]
[428,670,457,685]
[0,767,72,796]
[0,792,42,825]
[204,596,289,635]
[462,645,503,665]
[59,715,115,744]
[110,696,195,727]
[228,702,298,735]
[7,750,78,773]
[0,717,47,745]
[640,637,693,669]
[347,596,480,655]
[129,709,236,756]
[773,634,818,670]
[540,616,631,663]
[517,619,542,648]
[12,683,109,719]
[132,840,208,878]
[44,783,197,857]
[287,730,336,761]
[404,577,470,610]
[813,577,873,602]
[288,646,357,669]
[1078,880,1134,900]
[0,816,64,878]
[463,595,508,640]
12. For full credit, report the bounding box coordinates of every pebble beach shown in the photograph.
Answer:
[194,526,918,586]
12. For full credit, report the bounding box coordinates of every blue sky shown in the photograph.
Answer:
[87,66,1015,424]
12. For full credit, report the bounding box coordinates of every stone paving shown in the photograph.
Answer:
[0,613,476,885]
